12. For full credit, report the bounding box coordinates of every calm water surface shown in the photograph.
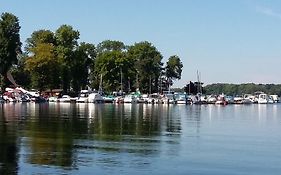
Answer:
[1,103,281,175]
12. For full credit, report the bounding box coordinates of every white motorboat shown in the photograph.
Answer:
[88,93,104,103]
[162,94,176,104]
[270,95,280,103]
[268,96,274,104]
[77,90,90,103]
[147,93,161,104]
[207,95,217,104]
[257,93,269,104]
[175,93,187,104]
[234,96,244,104]
[57,95,71,103]
[48,96,58,102]
[123,94,138,103]
[103,96,115,103]
[243,94,255,104]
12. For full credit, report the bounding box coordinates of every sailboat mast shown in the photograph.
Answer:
[197,70,199,93]
[199,72,202,94]
[98,74,103,93]
[120,67,123,93]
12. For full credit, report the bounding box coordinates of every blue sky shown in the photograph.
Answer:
[1,0,281,87]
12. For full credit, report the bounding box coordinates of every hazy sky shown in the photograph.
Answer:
[1,0,281,87]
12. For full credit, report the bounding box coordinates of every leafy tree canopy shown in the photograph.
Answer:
[166,55,183,80]
[0,12,21,75]
[25,30,56,52]
[55,24,79,49]
[25,43,61,90]
[204,83,281,96]
[127,41,163,93]
[96,40,125,54]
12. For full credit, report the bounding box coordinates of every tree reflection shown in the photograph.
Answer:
[0,104,19,175]
[24,103,79,168]
[1,103,183,171]
[87,104,172,137]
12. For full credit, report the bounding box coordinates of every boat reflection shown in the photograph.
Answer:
[0,103,183,172]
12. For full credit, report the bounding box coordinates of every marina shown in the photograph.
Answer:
[0,87,280,105]
[1,1,281,174]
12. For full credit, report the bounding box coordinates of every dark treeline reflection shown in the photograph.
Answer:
[0,103,182,172]
[0,105,19,175]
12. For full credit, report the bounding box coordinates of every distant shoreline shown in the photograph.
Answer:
[172,83,281,96]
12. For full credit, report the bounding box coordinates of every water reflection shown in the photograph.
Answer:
[0,103,183,173]
[0,105,19,175]
[2,103,280,174]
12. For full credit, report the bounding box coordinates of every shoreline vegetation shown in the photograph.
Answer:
[1,12,281,98]
[172,83,281,96]
[0,12,183,95]
[204,83,281,96]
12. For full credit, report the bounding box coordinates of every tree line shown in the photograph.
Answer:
[203,83,281,96]
[0,12,183,94]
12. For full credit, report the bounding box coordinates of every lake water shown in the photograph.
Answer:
[1,103,281,175]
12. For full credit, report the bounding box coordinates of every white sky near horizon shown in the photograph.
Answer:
[1,0,281,87]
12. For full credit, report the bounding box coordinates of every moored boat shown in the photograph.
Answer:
[88,93,104,103]
[175,93,188,104]
[57,95,71,103]
[258,93,269,104]
[76,90,90,103]
[215,94,227,105]
[270,95,280,103]
[162,93,176,104]
[124,94,138,103]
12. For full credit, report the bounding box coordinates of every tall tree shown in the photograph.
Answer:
[127,41,163,93]
[25,29,59,90]
[165,55,183,89]
[55,25,80,93]
[25,29,56,52]
[71,42,96,92]
[93,40,134,93]
[94,51,123,92]
[0,12,21,88]
[25,43,61,91]
[96,40,126,54]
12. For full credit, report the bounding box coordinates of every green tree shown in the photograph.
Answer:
[96,40,126,54]
[25,29,56,52]
[127,41,163,93]
[25,29,60,90]
[0,12,21,89]
[55,25,80,93]
[93,40,135,93]
[25,43,61,91]
[94,51,121,92]
[71,42,96,92]
[165,55,183,89]
[94,50,134,93]
[204,83,281,96]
